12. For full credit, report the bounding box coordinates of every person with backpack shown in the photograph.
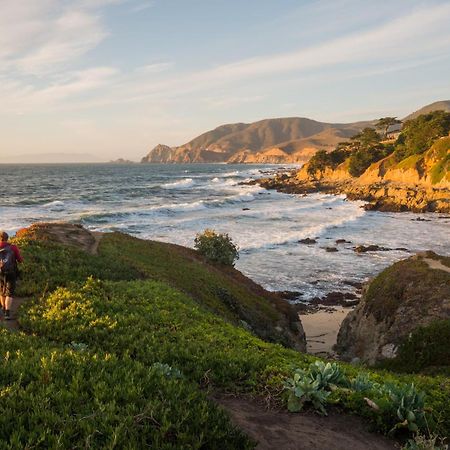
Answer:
[0,231,23,320]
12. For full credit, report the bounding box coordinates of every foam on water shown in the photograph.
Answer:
[1,163,448,300]
[161,178,195,189]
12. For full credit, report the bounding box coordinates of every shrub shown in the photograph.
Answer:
[194,229,239,267]
[380,320,450,374]
[284,371,330,415]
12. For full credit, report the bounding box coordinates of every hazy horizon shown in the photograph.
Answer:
[2,0,450,163]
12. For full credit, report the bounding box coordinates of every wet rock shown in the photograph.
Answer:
[323,247,338,252]
[279,291,303,301]
[342,280,364,290]
[298,238,317,244]
[310,291,359,307]
[354,244,390,253]
[336,239,351,244]
[242,208,250,211]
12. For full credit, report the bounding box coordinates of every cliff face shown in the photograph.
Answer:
[141,144,175,163]
[336,252,450,365]
[259,136,450,212]
[141,118,371,164]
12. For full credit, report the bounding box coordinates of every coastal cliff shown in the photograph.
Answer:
[256,112,450,212]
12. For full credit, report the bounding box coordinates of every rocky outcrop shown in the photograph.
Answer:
[336,252,450,364]
[141,144,175,163]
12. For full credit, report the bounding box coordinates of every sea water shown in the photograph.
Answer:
[1,163,449,300]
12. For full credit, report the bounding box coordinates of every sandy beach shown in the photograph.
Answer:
[300,306,352,357]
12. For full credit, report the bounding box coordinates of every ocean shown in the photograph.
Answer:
[1,163,449,300]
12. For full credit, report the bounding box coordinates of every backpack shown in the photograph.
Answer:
[0,245,16,275]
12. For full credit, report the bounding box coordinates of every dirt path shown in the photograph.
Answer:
[1,296,27,331]
[90,231,104,255]
[216,396,398,450]
[423,257,450,274]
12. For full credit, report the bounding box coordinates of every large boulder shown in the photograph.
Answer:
[336,252,450,365]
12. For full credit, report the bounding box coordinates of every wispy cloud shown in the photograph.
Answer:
[130,1,155,13]
[0,0,114,76]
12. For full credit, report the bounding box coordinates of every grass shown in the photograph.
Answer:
[427,137,450,184]
[395,154,422,170]
[5,233,450,445]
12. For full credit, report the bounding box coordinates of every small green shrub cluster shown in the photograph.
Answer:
[403,433,448,450]
[380,320,450,375]
[284,362,347,415]
[285,363,428,435]
[194,229,239,267]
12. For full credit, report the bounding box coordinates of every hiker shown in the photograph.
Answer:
[0,231,23,320]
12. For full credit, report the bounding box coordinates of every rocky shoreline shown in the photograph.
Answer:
[250,174,450,213]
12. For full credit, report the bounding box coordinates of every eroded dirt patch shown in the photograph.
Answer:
[17,222,102,255]
[216,395,398,450]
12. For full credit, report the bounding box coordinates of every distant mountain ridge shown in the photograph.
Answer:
[141,100,450,164]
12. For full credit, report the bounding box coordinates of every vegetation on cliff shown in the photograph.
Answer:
[305,111,450,182]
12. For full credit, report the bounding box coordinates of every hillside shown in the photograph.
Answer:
[256,111,450,212]
[140,100,450,165]
[3,223,449,448]
[403,100,450,121]
[141,118,372,164]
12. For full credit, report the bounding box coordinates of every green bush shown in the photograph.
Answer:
[381,320,450,374]
[194,229,239,267]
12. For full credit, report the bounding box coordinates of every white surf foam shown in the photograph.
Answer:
[162,178,195,189]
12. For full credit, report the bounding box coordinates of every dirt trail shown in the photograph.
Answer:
[1,296,26,331]
[423,257,450,274]
[17,222,103,255]
[217,396,398,450]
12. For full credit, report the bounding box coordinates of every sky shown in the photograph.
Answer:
[1,0,450,162]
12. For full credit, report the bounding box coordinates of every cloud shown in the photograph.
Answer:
[204,95,265,109]
[1,1,450,119]
[0,1,109,75]
[134,62,174,74]
[130,1,155,13]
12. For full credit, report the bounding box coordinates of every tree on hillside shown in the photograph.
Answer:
[347,128,393,177]
[307,150,329,179]
[394,111,450,160]
[350,127,381,149]
[376,117,401,139]
[307,147,350,179]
